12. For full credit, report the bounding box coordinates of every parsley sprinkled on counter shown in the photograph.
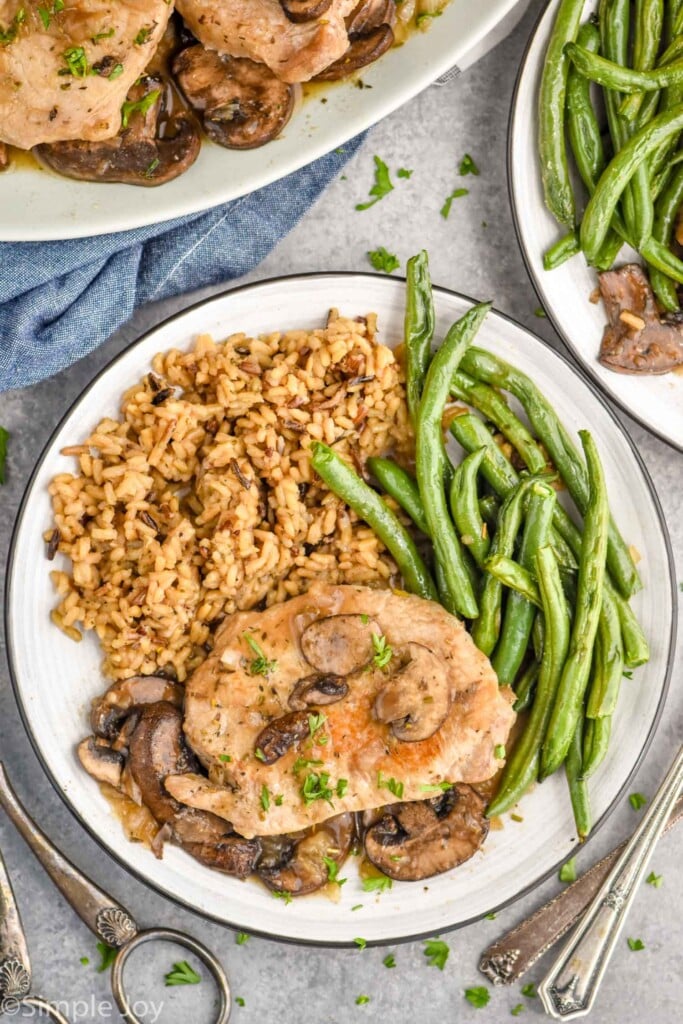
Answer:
[243,633,277,677]
[485,912,497,920]
[0,426,8,484]
[397,167,413,179]
[423,938,449,970]
[377,772,404,799]
[164,960,201,986]
[464,986,490,1008]
[120,89,161,130]
[383,954,396,968]
[559,857,576,883]
[235,932,249,945]
[354,936,367,950]
[361,875,392,894]
[368,247,400,274]
[629,792,647,810]
[459,153,480,176]
[96,942,117,973]
[79,956,89,966]
[441,188,469,219]
[356,995,371,1005]
[371,632,393,669]
[355,156,394,210]
[627,937,645,951]
[534,307,546,318]
[235,997,246,1007]
[646,871,663,888]
[511,1004,525,1016]
[520,983,537,998]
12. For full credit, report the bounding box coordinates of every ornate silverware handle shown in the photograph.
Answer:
[539,745,683,1019]
[0,762,139,947]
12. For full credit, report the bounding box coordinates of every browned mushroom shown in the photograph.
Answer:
[281,0,333,23]
[313,24,394,82]
[258,813,354,895]
[598,263,683,373]
[300,614,380,675]
[90,675,183,741]
[77,737,125,789]
[253,710,310,765]
[374,643,451,742]
[35,75,201,187]
[173,46,294,150]
[288,673,349,711]
[364,786,489,881]
[183,835,262,878]
[346,0,396,35]
[127,701,198,825]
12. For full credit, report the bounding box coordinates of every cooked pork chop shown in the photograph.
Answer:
[175,0,359,83]
[0,1,173,148]
[598,263,683,374]
[166,583,515,838]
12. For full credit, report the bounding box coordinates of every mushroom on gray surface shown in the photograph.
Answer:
[253,710,311,765]
[364,786,489,881]
[598,263,683,373]
[172,45,294,150]
[280,0,333,22]
[313,24,394,81]
[35,75,201,186]
[300,614,380,675]
[77,737,125,789]
[374,643,451,742]
[288,673,349,711]
[258,813,354,895]
[90,674,183,740]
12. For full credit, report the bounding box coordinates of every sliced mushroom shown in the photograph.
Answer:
[258,813,354,895]
[346,0,396,35]
[300,614,380,675]
[364,786,488,881]
[127,701,198,825]
[288,673,349,711]
[77,737,125,789]
[90,675,183,740]
[598,263,683,373]
[313,25,394,82]
[184,835,262,878]
[281,0,333,22]
[374,643,450,742]
[253,710,310,764]
[35,76,201,186]
[173,46,294,150]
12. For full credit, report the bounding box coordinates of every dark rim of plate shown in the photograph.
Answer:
[5,272,678,948]
[506,0,683,455]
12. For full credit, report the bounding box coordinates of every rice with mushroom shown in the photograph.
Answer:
[46,310,413,681]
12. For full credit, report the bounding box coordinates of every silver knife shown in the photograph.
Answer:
[479,793,683,985]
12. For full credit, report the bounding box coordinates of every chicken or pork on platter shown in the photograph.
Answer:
[78,583,515,892]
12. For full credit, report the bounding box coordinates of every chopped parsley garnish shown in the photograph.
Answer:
[371,632,393,669]
[323,856,346,886]
[95,942,117,973]
[164,960,201,986]
[485,912,497,920]
[92,27,115,43]
[62,46,91,79]
[353,936,367,950]
[383,953,396,968]
[218,753,232,762]
[511,1004,525,1016]
[301,770,335,806]
[120,89,161,130]
[38,7,51,29]
[308,712,327,741]
[360,613,370,624]
[520,983,537,998]
[235,932,249,945]
[367,247,400,274]
[144,157,160,178]
[293,756,323,774]
[494,744,506,759]
[254,747,266,762]
[559,857,576,883]
[420,781,453,794]
[351,904,363,911]
[464,986,490,1008]
[423,938,449,970]
[243,633,277,677]
[397,167,413,178]
[260,784,270,811]
[623,669,634,679]
[534,307,546,318]
[646,871,663,888]
[336,778,348,798]
[361,875,392,894]
[355,155,394,211]
[356,995,370,1005]
[235,997,246,1007]
[0,426,8,484]
[79,956,89,966]
[134,26,153,45]
[272,889,292,904]
[441,188,469,219]
[0,7,25,46]
[416,10,443,27]
[459,153,480,176]
[274,794,284,806]
[108,63,124,80]
[629,792,647,811]
[627,937,645,951]
[377,772,404,799]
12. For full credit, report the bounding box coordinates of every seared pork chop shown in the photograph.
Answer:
[166,583,515,838]
[0,1,173,148]
[175,0,359,83]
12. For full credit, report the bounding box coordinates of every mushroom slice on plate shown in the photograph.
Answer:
[253,710,311,765]
[172,46,294,150]
[345,0,396,34]
[281,0,334,22]
[374,642,451,741]
[300,613,380,675]
[90,674,184,741]
[598,263,683,374]
[77,737,125,789]
[313,24,394,81]
[258,813,354,895]
[364,786,489,881]
[127,701,199,825]
[34,76,201,187]
[288,673,349,711]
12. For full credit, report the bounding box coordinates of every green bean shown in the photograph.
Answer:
[479,495,500,530]
[565,711,592,840]
[459,347,642,598]
[471,477,540,656]
[532,610,545,662]
[416,304,491,618]
[544,230,581,270]
[404,250,435,425]
[565,45,683,94]
[492,482,556,687]
[567,23,609,192]
[586,589,624,718]
[581,104,683,262]
[649,164,683,309]
[513,659,540,712]
[582,714,612,778]
[615,590,650,666]
[449,412,520,496]
[600,0,639,237]
[484,554,541,607]
[538,0,585,226]
[619,0,664,122]
[367,457,429,535]
[487,546,571,817]
[541,431,609,779]
[449,447,490,567]
[310,443,438,602]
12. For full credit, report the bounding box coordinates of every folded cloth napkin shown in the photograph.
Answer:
[0,135,364,393]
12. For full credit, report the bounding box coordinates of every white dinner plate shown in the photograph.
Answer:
[6,273,675,945]
[509,0,683,452]
[0,0,529,242]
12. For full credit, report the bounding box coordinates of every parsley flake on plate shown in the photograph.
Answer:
[423,938,449,970]
[371,632,393,669]
[243,633,277,677]
[164,960,201,986]
[377,772,404,799]
[120,89,161,129]
[235,997,246,1007]
[361,875,392,894]
[464,986,490,1008]
[355,156,394,211]
[260,784,270,811]
[420,781,453,794]
[559,857,577,883]
[354,936,367,950]
[367,247,400,274]
[323,855,346,886]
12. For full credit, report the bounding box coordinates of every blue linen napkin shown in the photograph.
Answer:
[0,135,364,393]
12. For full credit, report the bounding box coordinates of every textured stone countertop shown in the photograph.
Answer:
[1,1,680,1021]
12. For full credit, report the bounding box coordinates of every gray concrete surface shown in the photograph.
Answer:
[1,1,681,1021]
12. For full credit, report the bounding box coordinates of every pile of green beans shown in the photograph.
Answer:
[540,0,683,310]
[310,258,649,841]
